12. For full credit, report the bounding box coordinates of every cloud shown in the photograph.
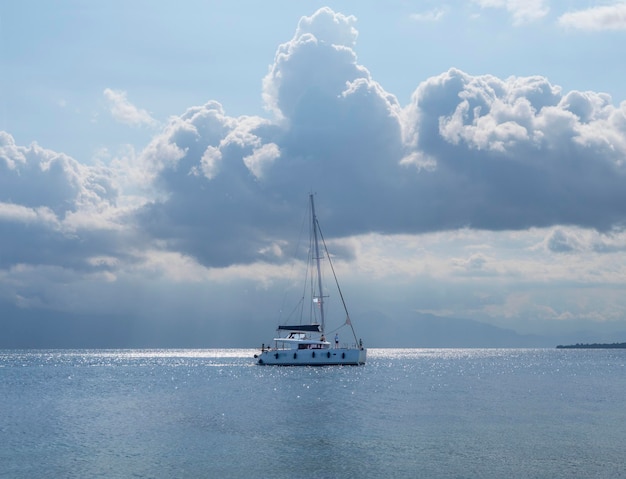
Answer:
[135,8,405,267]
[0,202,59,227]
[262,7,364,121]
[2,7,626,342]
[472,0,549,25]
[542,227,626,254]
[4,7,626,276]
[0,132,117,217]
[5,7,623,274]
[558,3,626,31]
[405,68,626,231]
[545,228,580,253]
[103,88,158,127]
[243,143,281,179]
[452,252,491,273]
[410,8,448,22]
[130,10,626,274]
[0,131,125,272]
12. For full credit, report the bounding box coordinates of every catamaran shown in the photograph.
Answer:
[255,194,366,366]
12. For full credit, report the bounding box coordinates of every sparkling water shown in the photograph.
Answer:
[1,349,624,478]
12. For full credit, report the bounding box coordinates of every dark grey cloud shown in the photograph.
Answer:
[544,227,626,254]
[546,228,578,253]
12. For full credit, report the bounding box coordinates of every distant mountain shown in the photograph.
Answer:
[2,299,625,349]
[556,342,626,349]
[358,311,556,348]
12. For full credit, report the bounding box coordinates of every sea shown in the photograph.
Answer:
[1,348,625,479]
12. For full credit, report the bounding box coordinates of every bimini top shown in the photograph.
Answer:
[277,324,321,333]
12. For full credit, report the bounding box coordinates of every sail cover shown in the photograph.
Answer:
[277,324,321,332]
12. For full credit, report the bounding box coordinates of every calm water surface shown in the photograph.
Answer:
[1,348,625,478]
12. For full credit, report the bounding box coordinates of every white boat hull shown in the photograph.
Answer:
[256,348,366,366]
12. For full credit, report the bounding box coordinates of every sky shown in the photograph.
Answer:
[2,1,626,348]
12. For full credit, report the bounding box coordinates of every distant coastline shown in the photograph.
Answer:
[556,342,626,349]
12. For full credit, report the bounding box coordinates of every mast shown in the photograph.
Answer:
[310,194,325,333]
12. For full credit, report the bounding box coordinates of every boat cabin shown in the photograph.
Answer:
[272,324,330,351]
[287,332,307,340]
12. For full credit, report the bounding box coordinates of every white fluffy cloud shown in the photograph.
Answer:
[405,68,626,231]
[104,88,158,128]
[558,3,626,31]
[0,132,118,217]
[0,131,125,272]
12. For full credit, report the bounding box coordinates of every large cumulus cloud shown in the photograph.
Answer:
[404,69,626,231]
[135,101,287,267]
[135,8,406,267]
[0,132,123,272]
[3,7,626,276]
[132,7,626,270]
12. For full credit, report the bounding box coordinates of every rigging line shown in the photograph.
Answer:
[279,197,311,326]
[315,218,360,346]
[325,324,349,335]
[284,296,305,323]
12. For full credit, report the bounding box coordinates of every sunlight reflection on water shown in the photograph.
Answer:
[2,348,625,478]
